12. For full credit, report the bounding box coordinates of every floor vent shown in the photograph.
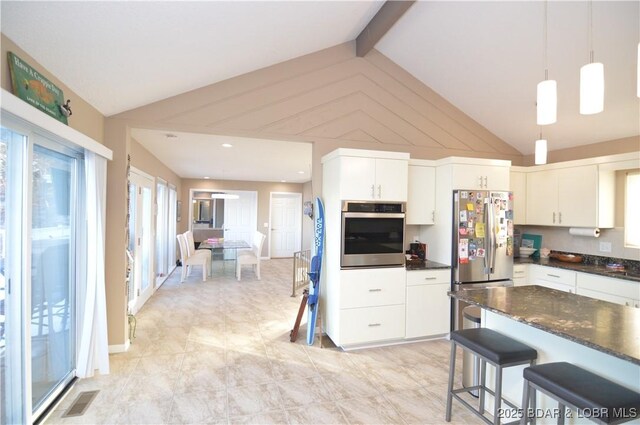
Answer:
[61,390,99,417]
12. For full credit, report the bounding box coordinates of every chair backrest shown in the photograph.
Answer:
[184,230,196,256]
[177,234,188,262]
[253,232,266,257]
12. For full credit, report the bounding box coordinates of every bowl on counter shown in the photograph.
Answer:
[518,247,537,257]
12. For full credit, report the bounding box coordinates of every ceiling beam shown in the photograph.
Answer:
[356,0,416,57]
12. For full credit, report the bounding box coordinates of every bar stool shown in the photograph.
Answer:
[521,362,640,424]
[446,328,538,425]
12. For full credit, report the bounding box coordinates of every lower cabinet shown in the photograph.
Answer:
[529,264,576,293]
[576,272,640,308]
[512,264,529,286]
[405,269,451,339]
[340,305,406,346]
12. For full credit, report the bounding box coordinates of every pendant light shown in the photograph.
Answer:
[580,1,604,114]
[535,135,548,165]
[537,1,557,125]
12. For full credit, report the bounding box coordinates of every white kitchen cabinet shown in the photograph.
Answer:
[576,272,640,308]
[529,264,576,293]
[405,269,451,339]
[525,165,614,228]
[407,162,436,225]
[451,164,510,190]
[512,263,529,286]
[341,268,406,309]
[510,169,527,225]
[337,156,408,202]
[340,304,406,346]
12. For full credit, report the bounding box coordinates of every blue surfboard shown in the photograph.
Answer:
[306,197,325,346]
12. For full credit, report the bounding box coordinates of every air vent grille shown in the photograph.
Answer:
[61,390,99,417]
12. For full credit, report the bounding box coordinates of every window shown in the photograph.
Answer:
[625,171,640,248]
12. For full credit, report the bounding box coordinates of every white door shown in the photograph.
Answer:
[270,193,302,258]
[128,170,155,314]
[223,191,258,257]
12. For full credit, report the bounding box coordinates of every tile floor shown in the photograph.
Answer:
[46,259,484,424]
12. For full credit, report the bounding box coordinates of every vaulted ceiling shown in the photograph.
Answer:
[1,1,638,180]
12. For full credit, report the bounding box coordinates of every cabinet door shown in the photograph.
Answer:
[576,287,630,305]
[405,283,451,338]
[339,156,376,200]
[557,166,597,227]
[452,164,487,189]
[526,170,558,226]
[407,165,436,224]
[510,171,527,224]
[375,158,408,201]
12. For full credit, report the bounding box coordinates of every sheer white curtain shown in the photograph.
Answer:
[76,151,109,378]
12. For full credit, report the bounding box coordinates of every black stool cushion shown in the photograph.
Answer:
[451,328,537,365]
[524,362,640,424]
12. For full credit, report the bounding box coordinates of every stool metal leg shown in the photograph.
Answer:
[520,379,530,425]
[479,360,487,415]
[494,365,503,425]
[445,341,457,422]
[530,385,536,425]
[557,403,565,425]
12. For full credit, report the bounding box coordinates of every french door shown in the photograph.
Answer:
[1,121,80,423]
[127,169,154,315]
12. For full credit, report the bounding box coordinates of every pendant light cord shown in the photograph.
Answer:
[544,0,548,80]
[588,0,594,63]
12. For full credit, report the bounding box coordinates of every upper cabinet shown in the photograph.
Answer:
[526,165,614,228]
[510,168,527,225]
[322,149,410,202]
[407,160,436,225]
[435,157,511,191]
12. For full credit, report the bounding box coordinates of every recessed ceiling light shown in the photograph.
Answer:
[222,143,233,148]
[297,171,305,174]
[203,176,210,179]
[281,180,287,183]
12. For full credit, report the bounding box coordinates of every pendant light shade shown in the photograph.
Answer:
[537,79,557,125]
[580,62,604,114]
[535,138,548,165]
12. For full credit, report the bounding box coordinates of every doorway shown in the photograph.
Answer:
[127,168,155,315]
[269,192,302,258]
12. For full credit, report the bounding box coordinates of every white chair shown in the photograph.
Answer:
[185,230,212,261]
[236,232,266,281]
[177,234,210,282]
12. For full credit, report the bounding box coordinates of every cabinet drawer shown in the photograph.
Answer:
[576,273,640,300]
[341,268,406,309]
[530,265,576,286]
[406,269,451,286]
[513,264,528,279]
[340,304,405,345]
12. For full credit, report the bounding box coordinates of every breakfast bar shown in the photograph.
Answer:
[450,285,640,424]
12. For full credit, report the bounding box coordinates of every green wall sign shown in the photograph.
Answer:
[7,52,69,124]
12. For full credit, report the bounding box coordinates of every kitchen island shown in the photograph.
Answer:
[450,285,640,424]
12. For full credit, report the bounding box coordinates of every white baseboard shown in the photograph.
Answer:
[108,339,130,354]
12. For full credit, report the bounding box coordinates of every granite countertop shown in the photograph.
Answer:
[406,260,451,271]
[515,257,640,283]
[450,285,640,365]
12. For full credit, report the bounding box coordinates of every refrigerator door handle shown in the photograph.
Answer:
[483,199,490,274]
[487,198,496,274]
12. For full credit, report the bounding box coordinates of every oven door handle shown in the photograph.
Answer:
[342,212,405,219]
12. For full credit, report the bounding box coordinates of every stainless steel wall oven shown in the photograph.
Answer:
[341,201,405,268]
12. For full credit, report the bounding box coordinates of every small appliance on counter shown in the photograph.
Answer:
[409,242,427,260]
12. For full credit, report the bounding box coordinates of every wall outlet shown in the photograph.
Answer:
[263,222,269,228]
[599,241,612,253]
[413,235,419,243]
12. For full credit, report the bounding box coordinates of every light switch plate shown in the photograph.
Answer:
[599,241,612,253]
[263,223,269,228]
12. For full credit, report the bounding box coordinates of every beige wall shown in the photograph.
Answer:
[180,179,304,258]
[522,136,640,166]
[1,33,105,144]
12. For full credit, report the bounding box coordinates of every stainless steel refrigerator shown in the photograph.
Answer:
[451,189,514,330]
